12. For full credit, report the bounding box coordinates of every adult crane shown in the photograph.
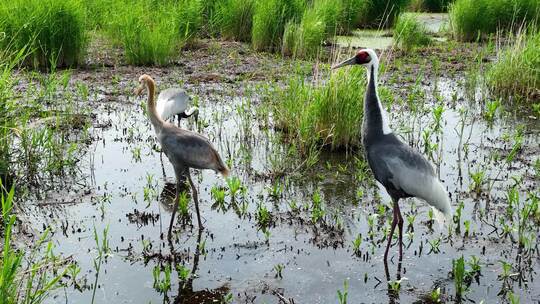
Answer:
[332,49,452,271]
[135,75,229,239]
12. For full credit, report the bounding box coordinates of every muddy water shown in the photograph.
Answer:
[21,52,540,303]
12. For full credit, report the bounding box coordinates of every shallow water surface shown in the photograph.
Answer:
[19,46,540,304]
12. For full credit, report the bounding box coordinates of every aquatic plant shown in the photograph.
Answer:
[273,263,285,278]
[351,233,362,255]
[0,0,86,69]
[356,0,409,28]
[251,0,305,51]
[452,256,466,298]
[449,0,539,41]
[393,13,432,51]
[226,176,243,198]
[107,0,202,65]
[152,264,172,293]
[272,66,367,152]
[487,29,540,103]
[282,0,342,58]
[211,186,227,210]
[483,99,501,124]
[214,0,255,41]
[336,279,348,304]
[91,225,110,304]
[0,181,77,304]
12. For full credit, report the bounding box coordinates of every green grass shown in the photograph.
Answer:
[281,0,343,58]
[409,0,453,12]
[357,0,410,28]
[106,0,202,65]
[487,29,540,103]
[339,0,369,33]
[272,67,366,151]
[449,0,540,41]
[393,13,432,50]
[251,0,305,51]
[0,0,86,69]
[423,0,453,11]
[1,180,76,303]
[213,0,255,41]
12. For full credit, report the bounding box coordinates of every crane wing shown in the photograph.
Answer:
[368,142,452,219]
[156,88,190,120]
[159,128,226,173]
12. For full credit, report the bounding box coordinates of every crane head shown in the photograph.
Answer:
[331,49,378,70]
[134,74,153,96]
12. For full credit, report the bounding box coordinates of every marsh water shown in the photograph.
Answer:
[15,39,540,304]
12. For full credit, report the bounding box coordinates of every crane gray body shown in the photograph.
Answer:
[362,66,449,213]
[135,75,228,239]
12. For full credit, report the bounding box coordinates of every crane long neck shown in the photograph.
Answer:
[145,80,165,131]
[363,62,391,144]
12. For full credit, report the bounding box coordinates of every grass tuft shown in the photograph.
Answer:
[0,0,86,69]
[214,0,255,41]
[357,0,410,28]
[251,0,305,52]
[393,13,432,50]
[107,0,202,65]
[449,0,540,41]
[487,29,540,103]
[281,0,342,59]
[272,67,366,152]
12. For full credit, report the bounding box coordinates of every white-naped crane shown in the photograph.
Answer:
[156,87,199,127]
[332,49,452,273]
[135,75,229,239]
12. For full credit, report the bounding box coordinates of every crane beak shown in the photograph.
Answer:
[134,86,144,96]
[331,56,356,70]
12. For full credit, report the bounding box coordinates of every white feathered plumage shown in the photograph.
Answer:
[156,88,199,123]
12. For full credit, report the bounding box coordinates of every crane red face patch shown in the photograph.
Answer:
[356,51,371,64]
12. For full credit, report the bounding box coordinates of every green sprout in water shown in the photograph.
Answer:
[226,176,243,199]
[429,287,441,303]
[452,256,467,298]
[211,186,227,210]
[483,99,501,124]
[337,279,348,304]
[174,191,188,218]
[351,233,362,256]
[273,263,284,279]
[152,264,171,293]
[469,169,485,195]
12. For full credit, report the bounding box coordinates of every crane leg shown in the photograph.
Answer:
[168,178,182,240]
[384,206,398,262]
[177,114,182,128]
[168,168,187,241]
[394,200,404,261]
[186,170,203,230]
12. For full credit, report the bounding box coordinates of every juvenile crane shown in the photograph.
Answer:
[135,75,229,238]
[156,87,199,127]
[332,49,452,266]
